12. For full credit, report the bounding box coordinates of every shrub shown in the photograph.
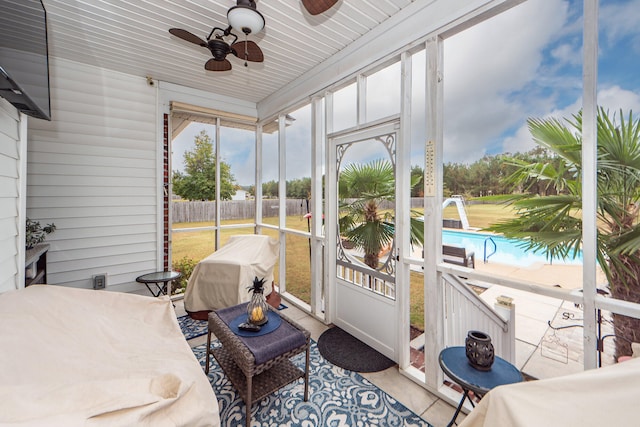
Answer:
[171,256,197,295]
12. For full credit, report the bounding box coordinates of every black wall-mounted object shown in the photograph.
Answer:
[0,0,51,121]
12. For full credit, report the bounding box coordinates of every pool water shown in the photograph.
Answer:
[443,229,583,266]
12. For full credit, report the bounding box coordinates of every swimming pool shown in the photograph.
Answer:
[443,229,583,266]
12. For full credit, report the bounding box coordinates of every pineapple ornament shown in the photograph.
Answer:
[247,277,269,326]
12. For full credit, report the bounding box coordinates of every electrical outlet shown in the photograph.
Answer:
[93,274,106,290]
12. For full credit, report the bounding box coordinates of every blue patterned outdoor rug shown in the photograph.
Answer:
[179,304,288,341]
[178,315,208,340]
[192,342,432,427]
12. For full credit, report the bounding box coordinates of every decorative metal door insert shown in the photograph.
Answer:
[335,131,397,300]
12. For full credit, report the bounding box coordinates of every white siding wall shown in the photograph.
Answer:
[0,98,24,293]
[27,57,159,291]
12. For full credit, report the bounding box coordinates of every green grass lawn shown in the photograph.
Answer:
[443,202,516,229]
[172,203,516,330]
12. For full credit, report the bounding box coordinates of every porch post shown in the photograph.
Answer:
[310,96,324,317]
[255,124,263,234]
[424,36,445,390]
[278,115,287,294]
[581,0,599,370]
[324,92,336,324]
[215,117,221,250]
[396,51,413,369]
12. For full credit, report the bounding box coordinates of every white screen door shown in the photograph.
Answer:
[328,119,400,361]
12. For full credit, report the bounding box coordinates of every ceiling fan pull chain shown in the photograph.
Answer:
[244,34,249,67]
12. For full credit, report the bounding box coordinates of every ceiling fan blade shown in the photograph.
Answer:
[205,58,232,72]
[301,0,339,15]
[230,41,264,63]
[169,28,207,47]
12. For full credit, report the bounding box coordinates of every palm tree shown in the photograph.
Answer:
[339,159,424,270]
[487,108,640,358]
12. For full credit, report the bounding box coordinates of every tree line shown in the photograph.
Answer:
[173,130,562,201]
[443,146,564,198]
[258,147,563,200]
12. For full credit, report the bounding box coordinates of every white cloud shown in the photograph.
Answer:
[171,122,205,173]
[220,127,256,185]
[284,104,312,182]
[444,0,569,98]
[261,132,280,182]
[502,85,640,155]
[597,85,640,113]
[443,0,570,163]
[172,122,258,186]
[502,123,536,155]
[599,0,640,49]
[551,43,582,66]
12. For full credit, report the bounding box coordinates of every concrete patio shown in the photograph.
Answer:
[474,261,615,379]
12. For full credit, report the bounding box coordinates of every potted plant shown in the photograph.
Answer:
[26,218,56,249]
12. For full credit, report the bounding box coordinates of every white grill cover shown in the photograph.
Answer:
[184,234,279,312]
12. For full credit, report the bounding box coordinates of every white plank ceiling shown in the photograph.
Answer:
[38,0,416,104]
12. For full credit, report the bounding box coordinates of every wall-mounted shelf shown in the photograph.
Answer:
[25,243,49,286]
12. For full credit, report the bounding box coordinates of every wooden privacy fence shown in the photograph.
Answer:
[172,198,426,223]
[172,199,305,223]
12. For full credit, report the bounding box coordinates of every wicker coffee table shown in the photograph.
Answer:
[205,303,310,427]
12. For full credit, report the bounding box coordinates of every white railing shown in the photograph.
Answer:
[442,272,516,364]
[437,262,640,369]
[336,260,396,299]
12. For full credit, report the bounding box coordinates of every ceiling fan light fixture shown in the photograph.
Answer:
[227,2,265,35]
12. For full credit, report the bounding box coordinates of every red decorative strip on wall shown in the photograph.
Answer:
[163,114,169,271]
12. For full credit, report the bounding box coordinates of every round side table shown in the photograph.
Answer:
[135,270,182,297]
[439,346,522,426]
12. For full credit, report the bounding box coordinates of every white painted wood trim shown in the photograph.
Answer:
[158,81,257,119]
[438,263,583,303]
[329,117,401,146]
[581,0,599,371]
[215,117,221,250]
[17,113,27,290]
[596,295,640,319]
[326,97,339,325]
[324,91,335,323]
[154,79,164,276]
[310,96,324,318]
[278,115,287,293]
[424,37,445,391]
[255,124,263,234]
[397,51,413,370]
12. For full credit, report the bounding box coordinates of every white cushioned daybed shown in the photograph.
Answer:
[0,285,220,427]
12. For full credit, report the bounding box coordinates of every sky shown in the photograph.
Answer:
[173,0,640,187]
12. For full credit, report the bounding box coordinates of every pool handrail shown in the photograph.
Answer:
[484,236,497,263]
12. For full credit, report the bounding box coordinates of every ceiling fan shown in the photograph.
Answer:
[168,0,339,72]
[169,27,263,72]
[169,0,265,72]
[301,0,339,15]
